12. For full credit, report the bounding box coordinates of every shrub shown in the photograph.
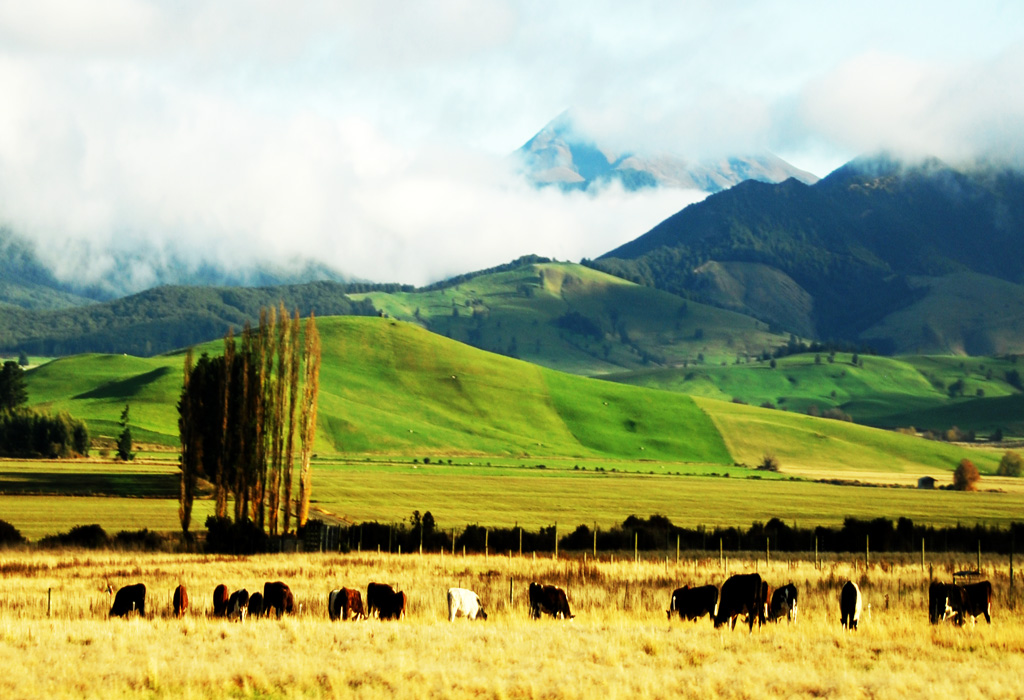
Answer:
[0,519,24,547]
[757,451,780,472]
[953,459,980,491]
[39,524,109,549]
[204,516,268,554]
[997,451,1023,478]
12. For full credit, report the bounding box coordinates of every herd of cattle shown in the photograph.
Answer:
[104,573,994,629]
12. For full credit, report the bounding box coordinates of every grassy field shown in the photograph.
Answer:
[0,550,1021,699]
[3,455,1023,541]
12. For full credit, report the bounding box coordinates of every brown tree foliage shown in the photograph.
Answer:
[953,459,980,491]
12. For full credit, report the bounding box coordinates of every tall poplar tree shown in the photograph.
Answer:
[177,348,198,539]
[297,313,321,529]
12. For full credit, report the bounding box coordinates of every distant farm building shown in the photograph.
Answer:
[918,476,936,490]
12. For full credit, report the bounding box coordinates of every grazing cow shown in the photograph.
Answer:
[247,592,264,620]
[528,582,574,620]
[227,589,250,621]
[173,584,189,618]
[769,583,799,623]
[714,574,766,631]
[840,581,862,630]
[263,581,295,618]
[108,583,147,618]
[366,583,407,620]
[212,584,229,618]
[329,588,365,621]
[667,585,718,623]
[447,588,488,622]
[929,582,968,625]
[962,581,993,624]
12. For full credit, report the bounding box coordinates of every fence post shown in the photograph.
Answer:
[519,526,523,557]
[554,523,558,560]
[676,534,680,564]
[815,536,818,570]
[509,577,514,610]
[634,531,639,564]
[593,525,597,559]
[485,529,489,559]
[719,538,723,569]
[865,535,869,569]
[47,588,51,618]
[452,529,456,556]
[921,538,925,572]
[978,540,981,573]
[766,536,770,567]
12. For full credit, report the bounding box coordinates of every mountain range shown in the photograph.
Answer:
[594,155,1024,354]
[515,111,819,192]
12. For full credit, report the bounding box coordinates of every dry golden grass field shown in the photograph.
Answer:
[1,550,1023,699]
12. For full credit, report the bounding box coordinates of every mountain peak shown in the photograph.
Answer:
[515,112,819,193]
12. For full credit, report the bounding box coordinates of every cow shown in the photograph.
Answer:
[929,582,967,625]
[263,581,295,618]
[528,582,574,620]
[172,584,189,618]
[212,584,229,618]
[367,583,407,620]
[962,581,993,624]
[447,588,488,622]
[247,592,264,619]
[108,582,146,618]
[227,589,250,621]
[329,588,365,621]
[769,583,799,623]
[840,580,862,630]
[667,585,718,623]
[714,574,766,631]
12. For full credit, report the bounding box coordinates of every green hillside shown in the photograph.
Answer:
[23,316,1004,480]
[355,260,789,375]
[607,352,1024,436]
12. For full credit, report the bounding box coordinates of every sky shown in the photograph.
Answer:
[0,0,1022,288]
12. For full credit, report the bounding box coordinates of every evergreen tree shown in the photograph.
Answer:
[116,404,134,462]
[0,361,28,410]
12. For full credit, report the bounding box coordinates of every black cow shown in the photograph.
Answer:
[840,580,862,630]
[528,582,574,620]
[212,583,229,618]
[714,574,766,631]
[769,582,798,623]
[667,585,718,622]
[329,587,366,621]
[263,581,295,618]
[247,592,264,619]
[173,584,189,618]
[228,589,250,621]
[108,583,146,618]
[367,582,406,620]
[962,581,993,624]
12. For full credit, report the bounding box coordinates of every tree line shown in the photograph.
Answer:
[177,304,321,541]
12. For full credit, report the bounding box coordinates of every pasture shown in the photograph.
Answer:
[3,455,1024,540]
[0,550,1022,699]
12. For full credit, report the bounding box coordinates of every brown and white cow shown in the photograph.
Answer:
[447,588,487,622]
[329,588,366,621]
[227,589,250,621]
[263,581,295,618]
[714,574,766,631]
[108,582,147,618]
[667,585,718,623]
[929,581,967,625]
[840,580,862,630]
[172,584,189,618]
[212,584,229,618]
[528,582,574,620]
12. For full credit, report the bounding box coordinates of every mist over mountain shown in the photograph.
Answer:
[593,154,1024,354]
[516,112,820,193]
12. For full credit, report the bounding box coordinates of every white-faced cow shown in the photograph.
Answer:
[528,582,573,620]
[263,581,295,618]
[212,583,229,618]
[769,582,798,623]
[667,585,718,623]
[840,580,862,630]
[714,574,766,631]
[108,582,146,618]
[172,584,189,618]
[329,588,366,621]
[447,588,487,622]
[929,581,968,625]
[367,582,406,620]
[228,589,250,621]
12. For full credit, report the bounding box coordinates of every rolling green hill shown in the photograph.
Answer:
[23,315,1001,477]
[606,352,1024,436]
[355,260,790,375]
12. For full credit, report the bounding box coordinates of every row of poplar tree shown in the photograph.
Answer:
[177,304,322,541]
